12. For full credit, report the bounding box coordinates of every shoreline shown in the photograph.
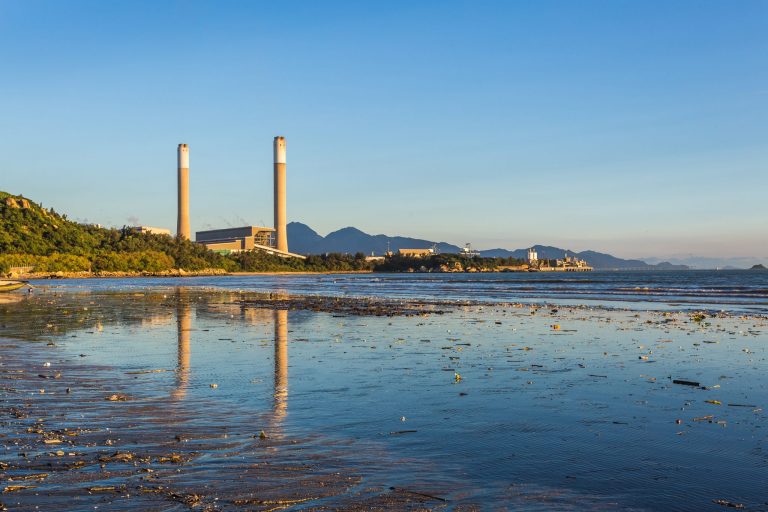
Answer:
[13,268,764,280]
[15,269,374,280]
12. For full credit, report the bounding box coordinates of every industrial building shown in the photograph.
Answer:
[179,136,305,259]
[132,226,171,236]
[195,226,275,253]
[398,248,435,258]
[527,247,592,272]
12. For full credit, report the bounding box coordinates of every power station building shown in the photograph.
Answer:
[179,137,305,259]
[195,226,275,253]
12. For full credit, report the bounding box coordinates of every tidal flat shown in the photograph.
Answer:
[1,289,766,511]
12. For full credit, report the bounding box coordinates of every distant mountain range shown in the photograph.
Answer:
[641,255,768,270]
[287,222,689,270]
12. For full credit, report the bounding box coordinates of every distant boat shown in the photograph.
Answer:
[0,280,26,293]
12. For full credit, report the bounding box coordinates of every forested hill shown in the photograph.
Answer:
[0,191,373,273]
[1,191,115,255]
[0,191,235,271]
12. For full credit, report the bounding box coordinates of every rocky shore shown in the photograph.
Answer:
[16,268,229,280]
[10,269,377,280]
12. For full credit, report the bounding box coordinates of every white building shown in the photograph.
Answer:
[134,226,172,236]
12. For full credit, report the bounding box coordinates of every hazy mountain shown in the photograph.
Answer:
[478,246,686,270]
[287,222,689,270]
[288,222,461,255]
[642,256,768,269]
[285,222,324,254]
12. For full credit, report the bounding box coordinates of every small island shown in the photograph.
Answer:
[750,264,767,270]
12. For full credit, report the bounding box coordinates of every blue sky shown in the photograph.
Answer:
[1,0,766,258]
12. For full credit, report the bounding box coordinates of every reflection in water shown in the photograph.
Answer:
[169,289,289,421]
[172,290,192,400]
[273,309,288,422]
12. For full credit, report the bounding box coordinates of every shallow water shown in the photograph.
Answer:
[1,288,766,510]
[32,269,768,314]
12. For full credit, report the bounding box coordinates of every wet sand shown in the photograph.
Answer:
[0,291,446,511]
[1,289,766,510]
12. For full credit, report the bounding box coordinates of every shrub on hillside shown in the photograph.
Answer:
[34,253,91,272]
[91,251,176,272]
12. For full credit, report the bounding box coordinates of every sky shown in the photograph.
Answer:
[1,0,766,259]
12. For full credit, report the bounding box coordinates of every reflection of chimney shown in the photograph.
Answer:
[177,144,190,240]
[273,137,287,252]
[172,289,191,401]
[273,309,288,419]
